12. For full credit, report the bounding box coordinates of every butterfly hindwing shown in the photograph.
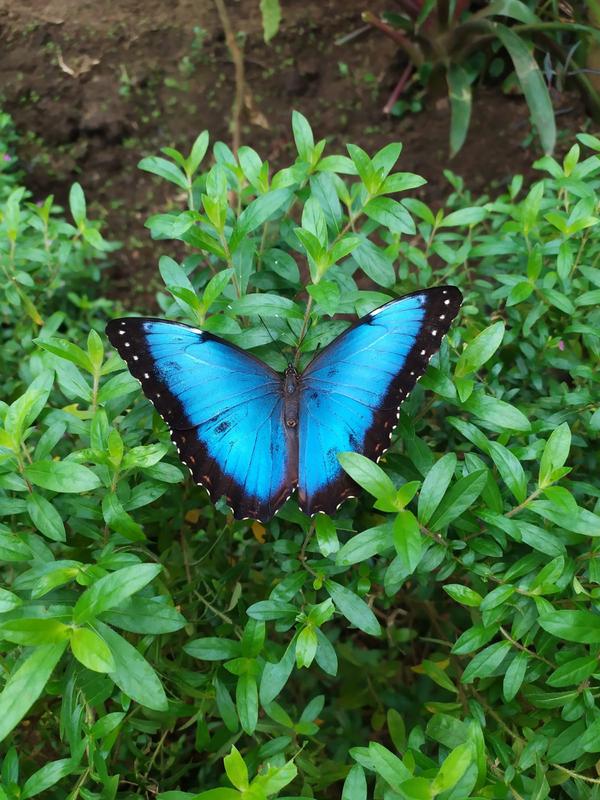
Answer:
[106,318,295,521]
[297,286,463,515]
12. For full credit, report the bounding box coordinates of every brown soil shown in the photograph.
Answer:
[0,0,589,304]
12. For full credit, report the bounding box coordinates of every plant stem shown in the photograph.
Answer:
[213,0,245,155]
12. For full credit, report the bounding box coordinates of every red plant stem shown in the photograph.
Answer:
[383,62,414,114]
[362,11,424,66]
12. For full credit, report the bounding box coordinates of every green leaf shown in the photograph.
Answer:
[214,677,238,732]
[292,110,314,161]
[418,453,457,526]
[443,584,482,608]
[461,641,511,683]
[69,182,86,226]
[429,469,487,531]
[223,745,249,791]
[260,639,296,705]
[24,461,101,493]
[538,610,600,644]
[138,156,189,190]
[503,651,528,702]
[229,293,302,318]
[539,422,571,487]
[392,511,422,573]
[73,564,162,624]
[26,493,66,542]
[0,619,70,646]
[0,642,67,742]
[439,207,487,227]
[463,393,531,432]
[431,742,472,793]
[296,626,318,668]
[325,580,381,637]
[455,321,505,377]
[234,188,292,242]
[70,627,115,673]
[352,239,395,288]
[486,441,527,503]
[185,638,241,661]
[314,513,339,557]
[547,655,598,688]
[447,65,472,157]
[368,742,411,790]
[95,621,168,711]
[363,197,415,235]
[336,524,392,566]
[21,758,77,800]
[188,130,210,174]
[236,673,258,735]
[493,22,556,154]
[342,764,367,800]
[338,452,396,508]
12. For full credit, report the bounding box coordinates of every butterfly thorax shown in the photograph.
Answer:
[283,365,300,429]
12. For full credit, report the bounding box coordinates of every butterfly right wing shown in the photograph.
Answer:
[106,318,295,521]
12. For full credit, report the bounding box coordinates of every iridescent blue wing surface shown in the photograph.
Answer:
[297,286,462,516]
[106,318,296,521]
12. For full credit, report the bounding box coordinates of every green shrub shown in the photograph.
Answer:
[0,112,599,799]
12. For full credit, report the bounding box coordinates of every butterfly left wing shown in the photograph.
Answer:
[297,286,462,516]
[106,318,295,521]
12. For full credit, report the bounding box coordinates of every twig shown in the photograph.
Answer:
[383,63,414,114]
[213,0,245,154]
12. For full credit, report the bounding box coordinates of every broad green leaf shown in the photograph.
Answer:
[503,651,528,702]
[185,638,241,661]
[539,610,600,644]
[487,441,527,503]
[431,742,472,793]
[236,673,258,735]
[0,642,67,742]
[73,564,162,624]
[392,511,422,573]
[325,580,381,637]
[223,745,248,791]
[95,621,168,711]
[26,493,66,542]
[292,110,314,161]
[429,469,487,531]
[418,453,457,526]
[342,764,367,800]
[461,641,511,683]
[25,461,101,493]
[337,452,396,508]
[70,627,115,673]
[447,65,472,157]
[444,584,482,608]
[494,22,556,154]
[138,156,189,190]
[21,758,77,800]
[69,182,86,225]
[455,321,504,377]
[539,423,571,487]
[336,524,392,566]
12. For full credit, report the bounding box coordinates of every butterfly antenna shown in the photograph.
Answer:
[258,316,278,346]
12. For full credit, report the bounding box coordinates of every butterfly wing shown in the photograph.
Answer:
[106,318,295,521]
[298,286,462,515]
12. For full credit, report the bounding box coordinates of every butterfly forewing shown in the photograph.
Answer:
[106,318,296,521]
[297,286,462,515]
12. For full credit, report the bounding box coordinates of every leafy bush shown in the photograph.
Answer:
[1,112,600,799]
[363,1,600,155]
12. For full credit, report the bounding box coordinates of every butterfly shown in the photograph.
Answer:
[106,285,462,522]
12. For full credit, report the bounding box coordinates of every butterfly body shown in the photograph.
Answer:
[106,286,462,521]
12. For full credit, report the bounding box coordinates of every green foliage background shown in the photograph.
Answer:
[0,110,600,799]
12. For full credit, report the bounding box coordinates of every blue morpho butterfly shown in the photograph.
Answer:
[106,286,462,522]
